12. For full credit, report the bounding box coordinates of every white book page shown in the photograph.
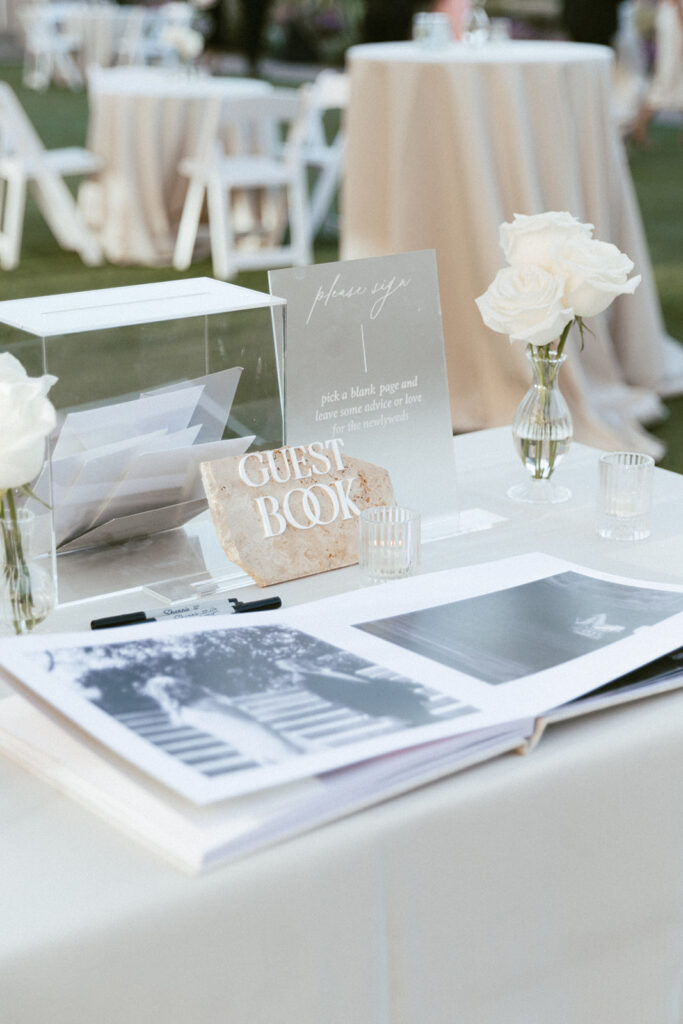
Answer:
[0,696,530,872]
[1,554,681,805]
[141,367,243,445]
[90,435,255,523]
[52,385,205,460]
[285,553,683,722]
[48,368,248,545]
[52,431,171,545]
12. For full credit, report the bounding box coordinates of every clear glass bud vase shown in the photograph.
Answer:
[463,0,491,44]
[0,506,55,635]
[508,347,574,504]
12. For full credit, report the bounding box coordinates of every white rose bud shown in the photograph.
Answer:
[0,352,57,491]
[475,265,575,347]
[178,28,204,61]
[553,237,641,318]
[163,25,204,61]
[500,211,593,271]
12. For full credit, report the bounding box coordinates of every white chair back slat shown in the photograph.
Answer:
[0,82,103,270]
[0,81,47,161]
[173,87,312,280]
[19,2,84,90]
[295,70,348,239]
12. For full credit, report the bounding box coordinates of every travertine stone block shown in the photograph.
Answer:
[201,442,395,586]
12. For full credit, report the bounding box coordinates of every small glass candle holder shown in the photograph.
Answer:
[359,506,421,584]
[412,12,452,49]
[597,452,655,541]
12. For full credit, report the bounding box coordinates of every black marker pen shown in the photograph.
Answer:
[90,595,282,630]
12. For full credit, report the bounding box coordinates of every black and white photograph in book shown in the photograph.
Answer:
[355,572,683,686]
[33,627,477,778]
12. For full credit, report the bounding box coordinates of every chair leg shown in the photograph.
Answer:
[23,46,50,91]
[54,49,83,91]
[30,171,103,266]
[263,187,289,246]
[309,161,340,239]
[287,168,313,267]
[207,177,236,280]
[0,170,27,271]
[173,177,206,271]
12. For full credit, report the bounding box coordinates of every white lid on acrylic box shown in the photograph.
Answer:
[0,278,286,337]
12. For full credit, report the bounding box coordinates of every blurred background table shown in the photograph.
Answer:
[83,66,270,265]
[342,40,683,458]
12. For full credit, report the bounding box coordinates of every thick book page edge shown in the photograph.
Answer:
[541,673,683,726]
[204,725,535,871]
[520,673,683,755]
[0,695,323,875]
[0,696,531,874]
[514,717,547,756]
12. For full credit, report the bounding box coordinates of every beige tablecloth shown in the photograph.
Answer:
[83,67,270,265]
[342,40,683,458]
[0,429,682,1023]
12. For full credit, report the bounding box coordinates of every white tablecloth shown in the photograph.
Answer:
[341,41,683,459]
[83,67,269,265]
[1,428,682,1023]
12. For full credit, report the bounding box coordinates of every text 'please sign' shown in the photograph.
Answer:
[269,250,458,526]
[201,439,395,587]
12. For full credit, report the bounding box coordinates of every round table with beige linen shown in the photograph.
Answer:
[341,40,683,458]
[83,67,270,266]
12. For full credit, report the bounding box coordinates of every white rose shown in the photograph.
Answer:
[500,211,593,270]
[0,353,57,491]
[163,25,204,61]
[475,265,575,347]
[177,28,204,61]
[553,237,641,318]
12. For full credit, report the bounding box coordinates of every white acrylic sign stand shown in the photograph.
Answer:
[269,251,459,536]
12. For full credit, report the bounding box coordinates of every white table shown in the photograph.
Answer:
[341,41,683,459]
[1,428,682,1023]
[83,67,270,265]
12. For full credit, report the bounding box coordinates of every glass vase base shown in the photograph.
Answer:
[507,479,571,504]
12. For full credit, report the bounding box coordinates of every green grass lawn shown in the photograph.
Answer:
[625,124,683,472]
[1,59,681,470]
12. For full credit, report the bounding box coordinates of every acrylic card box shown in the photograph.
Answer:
[0,278,286,604]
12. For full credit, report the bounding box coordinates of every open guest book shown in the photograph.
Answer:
[0,553,682,873]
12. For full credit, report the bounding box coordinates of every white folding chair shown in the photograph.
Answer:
[173,89,312,281]
[612,0,648,135]
[297,69,349,240]
[0,82,103,270]
[114,8,154,67]
[19,3,84,91]
[116,3,191,67]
